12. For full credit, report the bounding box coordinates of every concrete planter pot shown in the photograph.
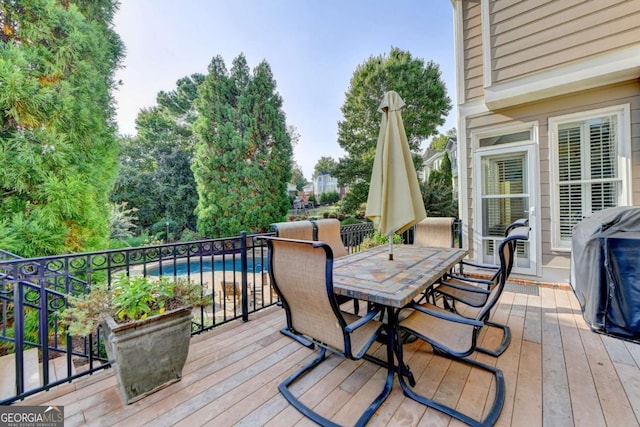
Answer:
[102,306,192,404]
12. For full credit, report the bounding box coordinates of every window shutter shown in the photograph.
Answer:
[589,118,618,211]
[558,125,582,240]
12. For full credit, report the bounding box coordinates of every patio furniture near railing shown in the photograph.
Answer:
[258,235,393,427]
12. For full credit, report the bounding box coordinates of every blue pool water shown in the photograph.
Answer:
[148,258,264,276]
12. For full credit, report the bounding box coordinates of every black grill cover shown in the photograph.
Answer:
[571,207,640,340]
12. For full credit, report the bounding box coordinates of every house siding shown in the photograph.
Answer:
[489,0,640,84]
[463,80,640,281]
[463,0,484,101]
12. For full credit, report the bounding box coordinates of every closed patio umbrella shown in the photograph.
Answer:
[365,91,427,260]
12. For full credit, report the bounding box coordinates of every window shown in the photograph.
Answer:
[550,105,630,250]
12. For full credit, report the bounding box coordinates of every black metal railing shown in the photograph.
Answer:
[0,222,377,404]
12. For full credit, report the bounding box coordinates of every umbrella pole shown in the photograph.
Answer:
[388,235,393,260]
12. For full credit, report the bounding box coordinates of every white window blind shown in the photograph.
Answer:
[557,116,619,242]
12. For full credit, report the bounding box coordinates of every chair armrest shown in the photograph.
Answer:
[406,302,484,327]
[345,305,382,333]
[460,260,499,271]
[445,273,494,286]
[438,278,491,295]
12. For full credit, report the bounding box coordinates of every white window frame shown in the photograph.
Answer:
[549,104,631,251]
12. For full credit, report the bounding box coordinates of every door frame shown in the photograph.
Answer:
[472,137,539,276]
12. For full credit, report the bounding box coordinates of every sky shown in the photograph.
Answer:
[113,1,456,179]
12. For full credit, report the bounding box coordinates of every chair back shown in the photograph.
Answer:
[312,219,348,258]
[414,217,456,248]
[477,225,530,321]
[271,220,314,240]
[262,236,349,352]
[503,219,529,278]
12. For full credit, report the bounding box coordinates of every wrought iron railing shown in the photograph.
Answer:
[0,222,376,403]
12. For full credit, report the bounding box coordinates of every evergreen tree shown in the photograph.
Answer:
[422,152,457,217]
[334,47,451,214]
[0,0,123,256]
[193,54,292,237]
[290,162,307,191]
[111,74,203,233]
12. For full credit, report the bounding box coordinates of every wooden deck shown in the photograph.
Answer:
[17,284,640,426]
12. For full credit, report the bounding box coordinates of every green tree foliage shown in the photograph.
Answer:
[319,191,339,205]
[428,133,449,151]
[0,0,124,256]
[421,152,457,217]
[108,202,138,241]
[290,162,307,191]
[334,47,451,214]
[193,54,292,237]
[111,74,203,233]
[313,156,338,179]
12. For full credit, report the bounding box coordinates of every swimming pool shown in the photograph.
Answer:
[148,258,264,276]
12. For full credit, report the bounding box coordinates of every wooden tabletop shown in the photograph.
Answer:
[333,244,467,308]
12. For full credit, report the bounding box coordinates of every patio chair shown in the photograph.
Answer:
[413,217,461,304]
[258,235,393,426]
[219,281,241,306]
[311,218,360,314]
[395,226,528,426]
[431,222,530,356]
[414,217,457,248]
[272,220,359,315]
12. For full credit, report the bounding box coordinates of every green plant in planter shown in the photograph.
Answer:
[63,274,213,404]
[63,275,211,337]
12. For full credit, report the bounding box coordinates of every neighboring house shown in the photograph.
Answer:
[314,172,339,197]
[421,137,458,198]
[286,182,297,197]
[453,0,640,285]
[421,148,444,182]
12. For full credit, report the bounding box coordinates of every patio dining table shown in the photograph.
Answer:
[332,244,467,309]
[332,243,467,387]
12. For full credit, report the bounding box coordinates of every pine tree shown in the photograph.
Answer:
[0,0,123,256]
[193,54,292,237]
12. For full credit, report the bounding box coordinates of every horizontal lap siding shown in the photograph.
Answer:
[464,0,484,102]
[465,80,640,274]
[489,0,640,83]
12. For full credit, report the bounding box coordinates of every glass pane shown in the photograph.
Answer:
[558,125,581,182]
[482,197,528,237]
[589,117,616,179]
[482,155,526,195]
[591,181,618,212]
[515,240,531,269]
[559,183,582,240]
[479,130,531,148]
[482,239,495,264]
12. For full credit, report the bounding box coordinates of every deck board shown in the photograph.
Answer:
[15,286,640,426]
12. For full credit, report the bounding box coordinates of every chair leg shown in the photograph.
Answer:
[279,346,394,427]
[477,320,511,357]
[397,351,505,427]
[280,327,315,349]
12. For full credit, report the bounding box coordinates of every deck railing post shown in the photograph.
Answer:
[240,231,249,322]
